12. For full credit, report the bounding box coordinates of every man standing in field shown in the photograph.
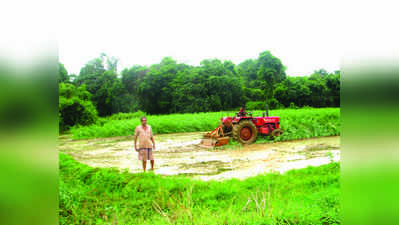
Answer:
[134,116,156,172]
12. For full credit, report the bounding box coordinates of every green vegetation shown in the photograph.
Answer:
[59,51,340,132]
[58,51,341,225]
[70,108,340,140]
[59,82,98,132]
[59,153,340,225]
[102,111,146,121]
[245,101,268,110]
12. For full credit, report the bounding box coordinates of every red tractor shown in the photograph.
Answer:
[201,105,282,146]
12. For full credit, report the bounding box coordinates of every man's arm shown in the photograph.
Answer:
[134,128,139,151]
[150,127,155,150]
[134,135,138,151]
[151,136,155,150]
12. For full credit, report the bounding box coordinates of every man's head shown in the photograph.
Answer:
[140,116,147,126]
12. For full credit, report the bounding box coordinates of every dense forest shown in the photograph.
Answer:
[59,51,340,132]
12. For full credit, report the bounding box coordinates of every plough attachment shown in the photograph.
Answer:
[200,124,230,147]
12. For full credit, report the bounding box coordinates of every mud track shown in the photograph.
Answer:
[58,132,340,181]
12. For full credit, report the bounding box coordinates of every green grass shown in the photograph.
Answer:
[59,153,341,225]
[70,108,340,140]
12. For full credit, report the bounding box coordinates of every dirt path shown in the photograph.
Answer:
[58,132,340,181]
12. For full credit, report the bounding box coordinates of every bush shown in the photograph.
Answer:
[268,98,281,109]
[245,101,266,110]
[59,83,98,132]
[290,102,299,109]
[105,111,147,121]
[59,97,98,133]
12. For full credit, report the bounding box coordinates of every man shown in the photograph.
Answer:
[134,116,156,172]
[238,104,246,117]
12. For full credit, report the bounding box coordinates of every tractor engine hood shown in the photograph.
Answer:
[221,116,233,127]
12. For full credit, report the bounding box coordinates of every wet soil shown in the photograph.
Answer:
[58,132,340,181]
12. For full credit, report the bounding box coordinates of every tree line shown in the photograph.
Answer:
[59,51,340,131]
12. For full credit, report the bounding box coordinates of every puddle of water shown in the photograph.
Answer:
[58,132,340,181]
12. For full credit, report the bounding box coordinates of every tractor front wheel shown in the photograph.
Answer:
[271,128,282,139]
[232,120,257,144]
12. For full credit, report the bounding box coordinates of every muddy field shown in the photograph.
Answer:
[58,132,340,181]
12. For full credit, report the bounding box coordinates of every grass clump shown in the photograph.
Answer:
[59,153,341,225]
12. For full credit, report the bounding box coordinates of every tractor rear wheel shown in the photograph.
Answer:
[232,120,257,144]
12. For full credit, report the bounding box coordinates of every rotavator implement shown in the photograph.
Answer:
[201,104,282,147]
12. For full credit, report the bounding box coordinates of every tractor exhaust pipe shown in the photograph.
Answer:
[262,102,269,117]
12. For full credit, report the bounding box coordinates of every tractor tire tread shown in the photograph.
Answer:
[232,120,257,144]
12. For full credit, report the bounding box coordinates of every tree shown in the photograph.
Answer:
[74,57,106,93]
[90,70,128,116]
[326,71,340,107]
[137,57,187,114]
[274,77,311,108]
[121,65,148,95]
[59,83,98,132]
[256,51,287,101]
[73,54,133,116]
[200,59,243,110]
[58,63,69,83]
[237,59,258,88]
[106,55,119,72]
[120,66,148,112]
[62,51,340,116]
[170,68,208,113]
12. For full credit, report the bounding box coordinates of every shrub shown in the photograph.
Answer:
[104,111,147,121]
[245,101,265,110]
[268,98,281,109]
[59,83,98,132]
[290,102,298,109]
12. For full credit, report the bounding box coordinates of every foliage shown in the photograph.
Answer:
[59,83,98,133]
[136,57,190,114]
[256,51,287,100]
[274,70,340,108]
[120,65,147,112]
[104,111,147,121]
[59,153,341,225]
[246,101,267,110]
[70,108,340,140]
[59,51,340,116]
[58,63,69,83]
[72,54,135,116]
[263,107,339,142]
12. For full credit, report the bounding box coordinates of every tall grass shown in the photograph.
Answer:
[59,153,340,225]
[70,108,340,140]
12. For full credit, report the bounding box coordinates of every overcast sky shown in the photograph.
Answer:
[58,0,341,76]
